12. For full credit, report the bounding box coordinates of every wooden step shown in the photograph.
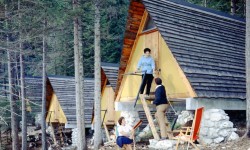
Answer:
[140,94,160,140]
[144,95,155,101]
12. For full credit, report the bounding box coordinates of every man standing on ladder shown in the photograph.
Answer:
[136,48,155,98]
[154,78,169,140]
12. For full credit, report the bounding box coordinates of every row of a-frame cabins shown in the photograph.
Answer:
[2,0,246,130]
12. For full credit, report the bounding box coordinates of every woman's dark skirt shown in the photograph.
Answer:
[116,136,133,148]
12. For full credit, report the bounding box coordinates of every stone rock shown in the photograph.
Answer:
[210,113,227,121]
[203,112,210,120]
[199,127,208,136]
[202,120,215,127]
[155,140,174,149]
[121,111,140,128]
[218,129,232,137]
[216,121,233,128]
[207,128,220,138]
[199,137,213,145]
[176,111,194,125]
[149,139,158,146]
[214,137,224,144]
[148,140,176,150]
[137,120,160,141]
[227,132,239,141]
[200,109,238,145]
[206,109,225,114]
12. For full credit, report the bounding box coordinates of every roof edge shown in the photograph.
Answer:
[160,0,245,23]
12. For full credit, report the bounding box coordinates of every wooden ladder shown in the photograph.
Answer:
[140,94,174,140]
[139,94,160,140]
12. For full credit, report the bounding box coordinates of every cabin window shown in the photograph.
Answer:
[143,15,157,32]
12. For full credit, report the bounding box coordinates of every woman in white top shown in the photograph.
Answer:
[116,117,134,150]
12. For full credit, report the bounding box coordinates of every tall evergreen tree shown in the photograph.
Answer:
[73,0,86,149]
[246,0,250,136]
[5,3,20,149]
[18,0,27,149]
[94,0,102,149]
[41,17,48,150]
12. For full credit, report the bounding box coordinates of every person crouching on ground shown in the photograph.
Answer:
[116,117,134,150]
[153,77,169,140]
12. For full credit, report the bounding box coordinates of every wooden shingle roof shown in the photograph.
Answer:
[101,63,119,91]
[23,76,94,127]
[48,76,94,127]
[116,0,246,100]
[143,0,245,99]
[25,77,43,113]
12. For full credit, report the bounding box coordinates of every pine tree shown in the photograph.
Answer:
[18,0,27,149]
[41,18,48,150]
[94,0,102,149]
[73,0,86,149]
[5,3,20,150]
[246,0,250,135]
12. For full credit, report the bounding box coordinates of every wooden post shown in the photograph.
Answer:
[59,125,64,145]
[139,94,160,140]
[50,123,57,145]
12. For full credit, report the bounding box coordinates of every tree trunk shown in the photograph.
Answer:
[231,0,236,15]
[18,1,27,149]
[203,0,207,7]
[0,125,2,149]
[42,18,47,150]
[78,19,87,149]
[73,0,86,149]
[246,0,250,134]
[5,4,20,150]
[94,0,102,149]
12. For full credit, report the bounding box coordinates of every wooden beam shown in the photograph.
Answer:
[139,28,158,36]
[101,78,107,96]
[103,123,111,142]
[140,94,160,140]
[115,10,147,102]
[138,10,148,34]
[59,125,64,145]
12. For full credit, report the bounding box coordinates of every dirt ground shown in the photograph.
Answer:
[97,137,250,150]
[202,138,250,150]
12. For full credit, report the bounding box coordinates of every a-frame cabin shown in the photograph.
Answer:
[115,0,246,111]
